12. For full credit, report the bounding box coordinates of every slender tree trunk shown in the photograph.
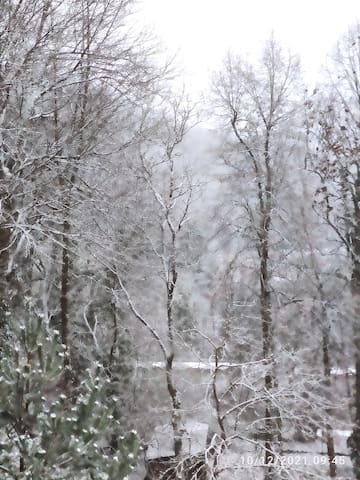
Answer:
[166,353,182,457]
[108,300,118,369]
[60,215,72,393]
[261,132,278,480]
[313,275,337,478]
[322,324,337,478]
[211,346,227,478]
[60,218,70,348]
[350,281,360,479]
[353,352,360,477]
[166,230,183,457]
[0,23,15,315]
[232,121,278,479]
[349,176,360,479]
[52,55,72,388]
[260,228,275,480]
[57,0,91,381]
[0,186,11,307]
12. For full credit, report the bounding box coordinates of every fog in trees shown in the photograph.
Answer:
[0,2,359,479]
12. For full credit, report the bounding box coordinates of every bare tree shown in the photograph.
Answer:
[0,0,163,385]
[101,94,200,471]
[211,37,301,479]
[305,23,360,478]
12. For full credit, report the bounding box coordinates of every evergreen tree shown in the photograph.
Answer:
[0,303,139,480]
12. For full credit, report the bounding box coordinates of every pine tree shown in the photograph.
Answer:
[0,302,139,480]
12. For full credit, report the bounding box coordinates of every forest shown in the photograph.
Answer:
[0,1,359,479]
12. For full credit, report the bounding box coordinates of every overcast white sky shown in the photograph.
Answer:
[140,0,360,91]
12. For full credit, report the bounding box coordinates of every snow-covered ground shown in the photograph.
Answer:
[130,360,353,479]
[146,421,208,459]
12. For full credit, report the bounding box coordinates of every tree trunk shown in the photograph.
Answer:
[0,193,11,307]
[166,354,182,457]
[313,275,337,478]
[350,297,360,479]
[322,325,336,478]
[349,175,360,479]
[166,242,183,457]
[261,248,275,480]
[60,219,70,349]
[261,133,278,479]
[60,216,71,392]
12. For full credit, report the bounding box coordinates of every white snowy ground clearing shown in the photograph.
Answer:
[146,421,208,459]
[130,427,352,479]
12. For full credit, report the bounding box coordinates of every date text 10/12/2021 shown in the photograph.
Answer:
[237,455,346,466]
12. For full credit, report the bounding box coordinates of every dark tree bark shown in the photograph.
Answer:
[349,199,360,479]
[60,218,70,349]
